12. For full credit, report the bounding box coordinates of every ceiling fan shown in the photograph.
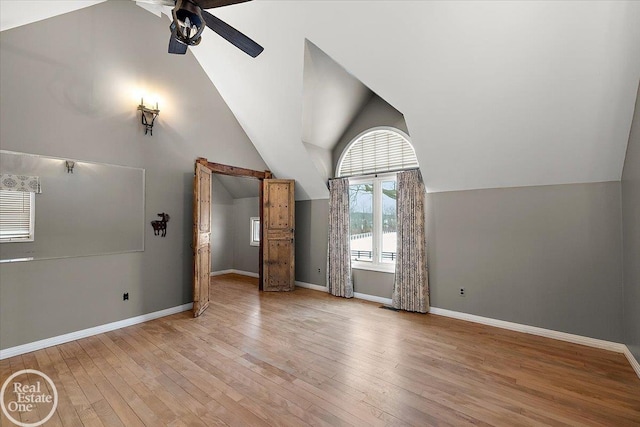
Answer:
[136,0,263,57]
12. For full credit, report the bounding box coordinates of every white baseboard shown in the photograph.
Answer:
[210,269,235,276]
[428,307,626,353]
[429,307,640,380]
[211,269,259,278]
[4,294,637,380]
[623,346,640,379]
[295,281,394,305]
[234,270,259,278]
[354,292,393,305]
[0,303,193,360]
[295,281,328,292]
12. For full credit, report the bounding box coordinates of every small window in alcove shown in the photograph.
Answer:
[250,217,260,246]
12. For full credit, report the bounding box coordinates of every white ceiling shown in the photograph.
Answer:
[0,0,106,31]
[3,0,640,200]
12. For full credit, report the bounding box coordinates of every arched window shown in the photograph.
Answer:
[336,127,418,178]
[336,127,419,272]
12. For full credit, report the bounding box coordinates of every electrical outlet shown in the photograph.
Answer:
[459,288,465,296]
[123,292,129,301]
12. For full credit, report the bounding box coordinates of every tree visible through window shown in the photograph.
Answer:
[349,182,373,261]
[348,175,397,270]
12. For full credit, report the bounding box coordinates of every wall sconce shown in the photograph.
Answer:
[137,98,160,136]
[65,160,75,173]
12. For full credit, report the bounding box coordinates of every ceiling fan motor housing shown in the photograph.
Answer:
[172,0,205,45]
[165,0,263,57]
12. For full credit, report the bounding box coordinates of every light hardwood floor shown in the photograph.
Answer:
[2,273,639,426]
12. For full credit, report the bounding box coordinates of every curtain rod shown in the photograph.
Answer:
[327,167,420,181]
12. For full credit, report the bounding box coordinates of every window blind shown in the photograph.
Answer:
[0,190,34,241]
[337,129,418,177]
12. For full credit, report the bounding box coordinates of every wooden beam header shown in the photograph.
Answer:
[196,158,271,180]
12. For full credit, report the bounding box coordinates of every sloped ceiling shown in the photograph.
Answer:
[302,40,372,150]
[192,0,640,199]
[301,40,374,182]
[3,1,640,200]
[216,174,261,199]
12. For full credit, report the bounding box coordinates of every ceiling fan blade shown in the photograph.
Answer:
[198,0,252,10]
[201,10,263,57]
[168,35,188,54]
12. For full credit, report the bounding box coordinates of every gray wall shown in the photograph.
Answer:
[622,84,640,363]
[210,180,260,275]
[428,182,623,342]
[232,197,259,274]
[295,199,329,285]
[0,1,267,350]
[352,269,393,298]
[296,182,624,342]
[211,175,234,272]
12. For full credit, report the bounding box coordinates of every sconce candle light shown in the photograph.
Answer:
[65,160,75,173]
[137,98,160,136]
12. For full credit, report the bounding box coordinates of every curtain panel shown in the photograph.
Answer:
[327,178,353,298]
[0,174,41,193]
[392,169,429,313]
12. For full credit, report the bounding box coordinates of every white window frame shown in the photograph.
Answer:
[336,126,417,178]
[349,172,396,273]
[250,217,260,246]
[0,190,35,243]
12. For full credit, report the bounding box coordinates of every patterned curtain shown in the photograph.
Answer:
[392,169,429,313]
[0,174,41,193]
[327,178,353,298]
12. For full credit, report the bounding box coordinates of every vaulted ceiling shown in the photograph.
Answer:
[2,0,640,200]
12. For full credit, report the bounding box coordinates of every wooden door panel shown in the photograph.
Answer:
[266,182,292,229]
[265,239,293,291]
[198,192,210,233]
[193,160,211,317]
[194,245,210,312]
[262,179,295,291]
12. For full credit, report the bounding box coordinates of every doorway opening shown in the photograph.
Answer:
[192,158,295,318]
[210,174,262,282]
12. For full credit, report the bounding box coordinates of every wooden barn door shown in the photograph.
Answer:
[193,161,212,317]
[262,179,295,291]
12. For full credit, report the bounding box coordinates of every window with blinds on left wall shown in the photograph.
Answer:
[0,190,35,242]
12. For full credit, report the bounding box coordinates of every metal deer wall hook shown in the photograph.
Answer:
[151,212,170,237]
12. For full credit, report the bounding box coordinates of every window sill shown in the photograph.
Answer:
[0,238,34,243]
[351,262,395,274]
